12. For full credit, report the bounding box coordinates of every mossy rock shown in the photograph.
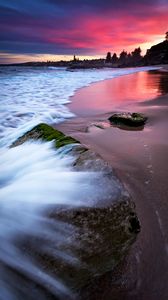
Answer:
[10,122,141,295]
[108,112,147,127]
[11,123,79,148]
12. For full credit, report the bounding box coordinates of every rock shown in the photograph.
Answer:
[108,112,147,127]
[11,123,140,292]
[44,200,138,290]
[10,123,79,148]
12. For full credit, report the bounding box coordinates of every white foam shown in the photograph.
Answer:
[0,141,100,208]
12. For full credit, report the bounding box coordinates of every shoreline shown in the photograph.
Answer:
[67,68,167,117]
[55,69,168,299]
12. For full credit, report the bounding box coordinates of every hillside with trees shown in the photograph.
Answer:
[144,32,168,65]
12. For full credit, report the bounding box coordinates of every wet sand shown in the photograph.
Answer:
[55,69,168,300]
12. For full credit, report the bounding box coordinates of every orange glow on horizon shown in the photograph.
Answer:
[0,53,104,64]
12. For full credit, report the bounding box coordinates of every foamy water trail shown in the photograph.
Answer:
[0,141,107,299]
[0,66,159,147]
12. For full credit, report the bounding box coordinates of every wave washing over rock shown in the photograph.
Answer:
[0,66,157,147]
[0,124,140,299]
[0,141,104,299]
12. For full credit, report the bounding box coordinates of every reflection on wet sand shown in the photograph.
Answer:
[69,70,167,116]
[157,71,168,95]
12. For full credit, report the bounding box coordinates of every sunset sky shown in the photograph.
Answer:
[0,0,168,63]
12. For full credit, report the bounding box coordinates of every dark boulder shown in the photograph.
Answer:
[108,112,147,127]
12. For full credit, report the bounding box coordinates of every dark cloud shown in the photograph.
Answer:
[46,0,162,13]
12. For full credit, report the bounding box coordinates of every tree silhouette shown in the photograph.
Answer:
[127,53,132,64]
[166,32,168,41]
[111,53,118,64]
[131,47,142,62]
[106,52,112,63]
[119,50,128,64]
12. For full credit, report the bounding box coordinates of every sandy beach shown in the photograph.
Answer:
[55,69,168,300]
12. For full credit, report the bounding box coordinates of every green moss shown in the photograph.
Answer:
[11,123,79,148]
[55,136,79,148]
[34,123,79,147]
